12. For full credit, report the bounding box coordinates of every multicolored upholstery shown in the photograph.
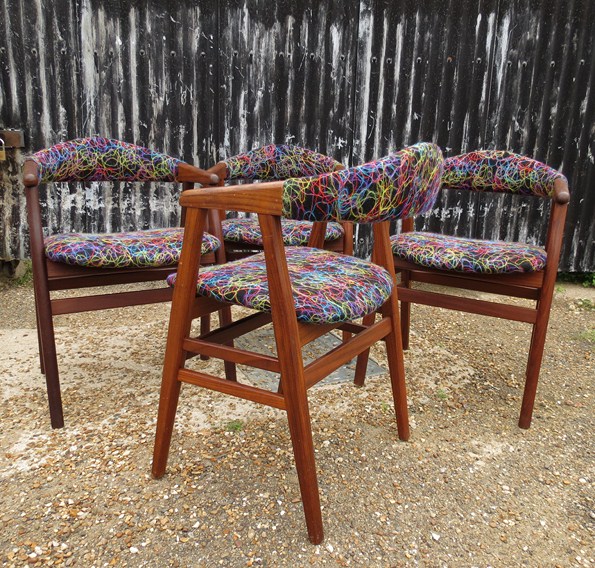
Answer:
[442,151,567,198]
[391,232,547,274]
[31,137,181,183]
[282,142,443,223]
[167,247,393,324]
[223,144,341,180]
[221,218,344,246]
[392,151,563,274]
[44,228,220,269]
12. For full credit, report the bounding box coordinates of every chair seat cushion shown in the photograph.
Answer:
[391,232,547,274]
[167,247,393,324]
[221,218,344,246]
[44,228,220,268]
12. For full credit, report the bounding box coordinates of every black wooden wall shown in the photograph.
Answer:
[0,0,593,269]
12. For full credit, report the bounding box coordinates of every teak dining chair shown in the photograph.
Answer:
[387,150,569,429]
[152,142,444,544]
[207,144,353,260]
[23,137,223,429]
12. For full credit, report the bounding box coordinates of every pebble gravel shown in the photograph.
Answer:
[0,280,593,567]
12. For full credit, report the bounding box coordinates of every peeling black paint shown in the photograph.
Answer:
[0,0,593,270]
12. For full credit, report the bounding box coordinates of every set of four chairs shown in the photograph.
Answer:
[22,137,569,543]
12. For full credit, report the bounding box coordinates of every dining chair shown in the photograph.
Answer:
[23,136,224,429]
[152,142,444,543]
[356,150,569,429]
[207,144,353,260]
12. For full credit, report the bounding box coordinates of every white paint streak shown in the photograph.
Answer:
[128,8,139,142]
[80,0,97,134]
[494,12,510,106]
[391,20,404,149]
[373,17,389,153]
[3,1,19,116]
[34,0,52,139]
[355,4,373,160]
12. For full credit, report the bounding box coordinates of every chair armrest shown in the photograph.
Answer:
[207,162,228,180]
[180,181,284,215]
[553,177,570,205]
[23,159,40,187]
[176,162,220,185]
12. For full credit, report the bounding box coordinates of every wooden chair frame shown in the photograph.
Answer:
[152,182,411,544]
[393,178,570,429]
[23,160,222,429]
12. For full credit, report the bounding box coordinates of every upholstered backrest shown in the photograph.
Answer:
[442,150,566,198]
[223,144,341,181]
[281,142,443,223]
[31,137,181,183]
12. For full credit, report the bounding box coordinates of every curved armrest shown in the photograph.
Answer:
[176,162,220,185]
[553,177,570,205]
[23,156,219,187]
[23,159,40,188]
[180,181,284,215]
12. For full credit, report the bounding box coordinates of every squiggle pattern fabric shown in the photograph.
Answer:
[282,142,443,223]
[221,218,344,246]
[442,150,566,198]
[391,232,547,274]
[167,247,393,324]
[31,137,181,183]
[223,144,341,180]
[45,228,220,269]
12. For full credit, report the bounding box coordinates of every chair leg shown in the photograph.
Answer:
[218,307,238,381]
[353,312,376,387]
[282,370,323,544]
[518,301,552,429]
[381,298,410,441]
[152,367,183,478]
[199,315,210,360]
[34,283,64,428]
[399,270,412,350]
[33,288,45,375]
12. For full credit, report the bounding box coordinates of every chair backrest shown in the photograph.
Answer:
[282,142,443,223]
[29,137,182,183]
[223,144,342,181]
[442,150,568,200]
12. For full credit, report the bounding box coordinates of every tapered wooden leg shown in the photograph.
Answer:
[283,371,323,544]
[353,312,376,387]
[199,315,210,360]
[152,367,183,478]
[153,209,208,477]
[260,213,323,544]
[33,289,45,375]
[381,299,410,441]
[518,304,551,429]
[375,223,409,440]
[400,270,412,350]
[33,274,64,428]
[218,307,237,381]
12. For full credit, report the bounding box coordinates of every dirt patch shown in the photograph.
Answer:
[0,281,593,567]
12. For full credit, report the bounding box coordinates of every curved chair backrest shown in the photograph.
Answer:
[29,137,182,184]
[223,144,342,181]
[282,142,443,223]
[442,150,567,199]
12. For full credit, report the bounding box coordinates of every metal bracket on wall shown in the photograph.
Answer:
[0,130,25,149]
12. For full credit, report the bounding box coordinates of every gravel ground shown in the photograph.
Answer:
[0,278,593,567]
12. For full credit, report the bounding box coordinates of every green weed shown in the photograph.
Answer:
[226,419,244,432]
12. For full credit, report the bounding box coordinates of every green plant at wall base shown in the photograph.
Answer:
[557,272,595,288]
[226,419,244,432]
